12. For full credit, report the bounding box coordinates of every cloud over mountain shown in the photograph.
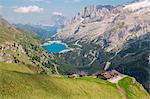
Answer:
[14,5,44,14]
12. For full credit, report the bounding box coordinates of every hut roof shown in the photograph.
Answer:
[95,70,121,79]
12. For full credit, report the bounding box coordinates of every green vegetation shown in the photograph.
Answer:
[0,63,121,99]
[119,77,149,99]
[0,63,149,99]
[56,42,111,74]
[0,17,55,74]
[0,63,33,74]
[0,17,149,99]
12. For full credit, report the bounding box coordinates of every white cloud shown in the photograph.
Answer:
[14,5,44,14]
[52,12,62,16]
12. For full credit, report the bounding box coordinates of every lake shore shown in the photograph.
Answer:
[42,40,74,53]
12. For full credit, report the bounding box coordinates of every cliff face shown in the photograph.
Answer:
[0,42,26,63]
[55,0,150,52]
[73,5,114,24]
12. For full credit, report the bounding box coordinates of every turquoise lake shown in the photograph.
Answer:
[42,43,67,53]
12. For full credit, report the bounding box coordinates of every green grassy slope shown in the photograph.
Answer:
[0,63,149,99]
[0,63,33,74]
[0,63,121,99]
[119,77,149,99]
[0,17,55,74]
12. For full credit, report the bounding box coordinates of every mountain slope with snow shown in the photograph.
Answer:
[124,0,150,11]
[54,0,150,93]
[55,1,150,52]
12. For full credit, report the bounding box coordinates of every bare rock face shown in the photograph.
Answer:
[73,5,114,23]
[0,42,26,63]
[0,42,25,53]
[55,0,150,52]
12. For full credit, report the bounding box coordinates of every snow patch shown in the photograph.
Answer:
[104,62,111,70]
[59,48,74,54]
[73,40,82,47]
[124,0,150,11]
[80,17,84,22]
[42,40,62,46]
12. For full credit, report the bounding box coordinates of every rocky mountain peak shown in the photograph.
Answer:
[56,1,150,52]
[96,5,114,10]
[72,4,115,24]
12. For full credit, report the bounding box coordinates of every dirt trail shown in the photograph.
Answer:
[116,83,127,99]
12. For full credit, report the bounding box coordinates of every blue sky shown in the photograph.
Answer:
[0,0,132,25]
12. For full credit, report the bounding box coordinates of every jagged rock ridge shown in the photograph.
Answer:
[55,0,150,52]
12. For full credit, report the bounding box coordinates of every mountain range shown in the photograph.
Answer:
[1,15,149,99]
[14,24,57,38]
[55,0,150,52]
[14,14,66,39]
[54,0,150,93]
[0,0,150,98]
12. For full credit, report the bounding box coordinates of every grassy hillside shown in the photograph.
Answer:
[0,63,33,74]
[0,17,56,74]
[119,77,149,99]
[0,63,149,99]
